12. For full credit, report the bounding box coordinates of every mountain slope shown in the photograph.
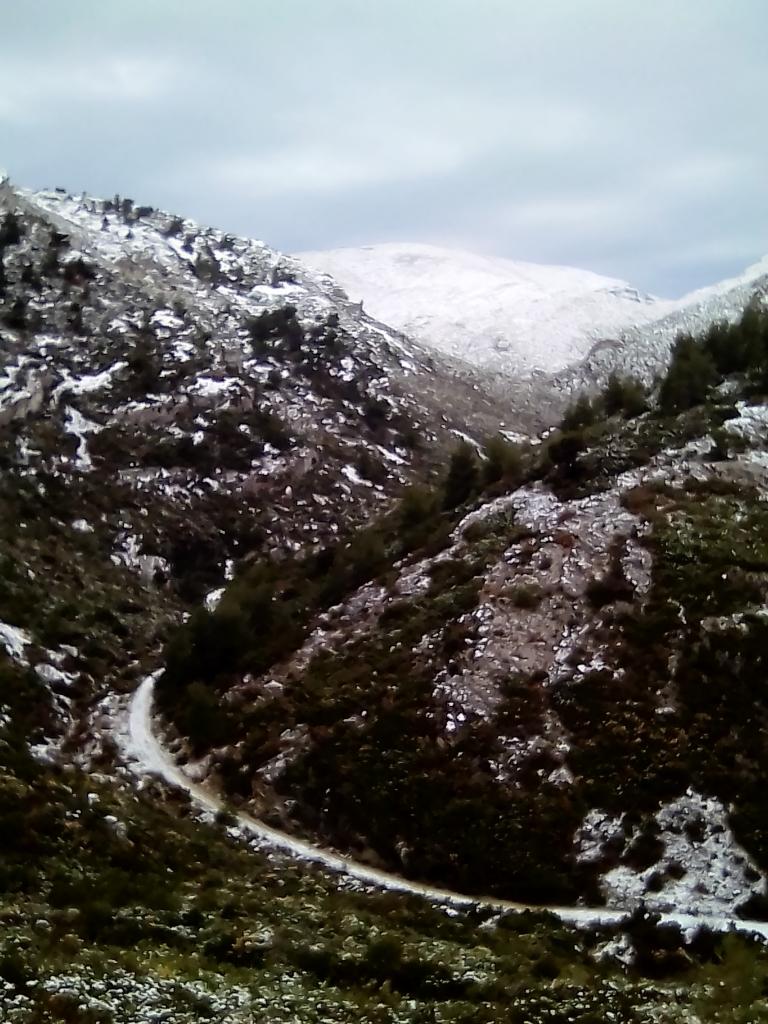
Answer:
[157,303,768,922]
[0,177,533,819]
[0,182,524,605]
[557,253,768,393]
[297,242,666,375]
[3,176,768,1021]
[299,243,768,397]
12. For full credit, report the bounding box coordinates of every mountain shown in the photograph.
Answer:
[297,242,667,375]
[556,253,768,394]
[158,302,768,925]
[0,181,526,604]
[299,243,768,392]
[3,176,768,1021]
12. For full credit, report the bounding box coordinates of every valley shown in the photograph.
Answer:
[1,175,768,1022]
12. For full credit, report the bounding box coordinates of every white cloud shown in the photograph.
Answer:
[206,136,470,196]
[651,153,759,196]
[503,194,643,232]
[201,89,600,199]
[0,55,180,122]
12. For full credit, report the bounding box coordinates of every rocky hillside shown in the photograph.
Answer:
[2,175,768,1022]
[556,254,768,395]
[0,177,525,611]
[159,304,768,926]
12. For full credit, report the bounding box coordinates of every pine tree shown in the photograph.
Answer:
[561,393,598,432]
[442,441,478,509]
[398,485,437,528]
[0,211,21,247]
[601,373,646,418]
[482,434,522,486]
[658,334,717,413]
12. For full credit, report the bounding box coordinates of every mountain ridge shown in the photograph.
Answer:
[3,175,768,1020]
[298,241,768,387]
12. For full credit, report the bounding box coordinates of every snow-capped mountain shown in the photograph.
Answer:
[297,243,666,376]
[558,253,768,393]
[298,243,768,387]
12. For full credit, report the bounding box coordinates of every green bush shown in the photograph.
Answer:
[442,442,479,510]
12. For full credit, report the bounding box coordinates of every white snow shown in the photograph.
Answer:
[54,361,127,399]
[191,375,237,397]
[35,662,77,688]
[298,242,768,385]
[0,621,32,662]
[575,791,765,921]
[63,406,101,470]
[724,402,768,444]
[297,242,666,376]
[341,464,371,487]
[205,587,225,611]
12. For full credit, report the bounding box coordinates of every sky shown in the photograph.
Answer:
[1,0,766,296]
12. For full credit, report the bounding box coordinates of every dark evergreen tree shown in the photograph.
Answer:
[658,334,718,413]
[482,433,522,487]
[0,211,21,247]
[601,373,647,418]
[2,298,26,330]
[442,441,479,509]
[561,393,599,432]
[398,485,437,529]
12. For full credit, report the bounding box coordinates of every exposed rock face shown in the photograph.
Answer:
[0,182,525,609]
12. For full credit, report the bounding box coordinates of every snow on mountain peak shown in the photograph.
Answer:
[297,242,667,377]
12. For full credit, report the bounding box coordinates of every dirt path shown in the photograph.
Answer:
[125,674,768,940]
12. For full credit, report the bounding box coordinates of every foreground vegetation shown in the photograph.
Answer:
[156,304,768,914]
[2,187,768,1017]
[4,651,768,1021]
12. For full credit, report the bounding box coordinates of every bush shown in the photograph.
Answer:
[658,335,718,413]
[601,373,647,418]
[585,568,634,608]
[561,395,599,432]
[163,215,185,237]
[510,584,544,609]
[247,305,304,353]
[482,434,522,488]
[442,441,479,509]
[0,211,22,247]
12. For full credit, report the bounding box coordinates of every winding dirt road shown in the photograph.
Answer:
[127,675,768,940]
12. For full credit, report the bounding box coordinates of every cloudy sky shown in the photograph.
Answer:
[2,1,766,295]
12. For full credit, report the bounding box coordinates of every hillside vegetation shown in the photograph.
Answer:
[1,180,768,1021]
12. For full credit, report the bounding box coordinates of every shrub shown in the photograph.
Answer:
[585,567,634,608]
[442,441,479,509]
[0,211,22,247]
[398,485,438,530]
[510,583,544,609]
[561,394,599,432]
[482,434,522,488]
[247,306,304,353]
[601,373,647,418]
[658,335,718,413]
[163,216,185,237]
